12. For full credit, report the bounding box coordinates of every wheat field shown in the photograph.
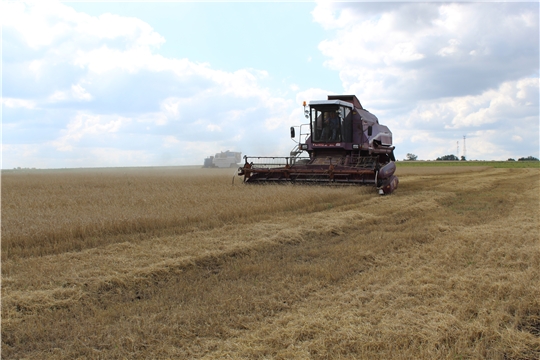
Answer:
[2,165,539,359]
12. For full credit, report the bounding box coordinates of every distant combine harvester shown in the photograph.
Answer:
[203,150,242,168]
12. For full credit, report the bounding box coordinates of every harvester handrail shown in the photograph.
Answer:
[299,123,310,143]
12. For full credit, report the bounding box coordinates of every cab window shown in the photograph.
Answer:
[312,108,341,142]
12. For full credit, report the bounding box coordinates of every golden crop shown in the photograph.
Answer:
[2,167,363,260]
[2,166,539,359]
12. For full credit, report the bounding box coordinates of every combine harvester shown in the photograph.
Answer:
[238,95,398,195]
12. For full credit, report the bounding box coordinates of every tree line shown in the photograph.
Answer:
[404,153,539,161]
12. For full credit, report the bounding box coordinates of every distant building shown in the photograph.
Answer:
[203,151,242,168]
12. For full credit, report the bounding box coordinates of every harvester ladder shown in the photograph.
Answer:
[290,144,303,157]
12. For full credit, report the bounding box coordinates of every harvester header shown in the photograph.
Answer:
[238,95,398,195]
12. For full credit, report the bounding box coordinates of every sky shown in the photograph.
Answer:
[2,1,539,169]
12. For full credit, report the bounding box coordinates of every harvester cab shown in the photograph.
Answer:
[238,95,399,195]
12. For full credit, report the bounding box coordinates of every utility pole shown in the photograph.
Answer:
[463,135,466,160]
[457,141,459,159]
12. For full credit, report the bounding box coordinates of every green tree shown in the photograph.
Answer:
[405,153,418,161]
[518,156,539,161]
[436,154,459,161]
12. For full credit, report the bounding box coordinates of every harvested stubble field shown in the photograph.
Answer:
[2,165,539,359]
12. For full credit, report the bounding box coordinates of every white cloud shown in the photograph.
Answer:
[48,84,92,103]
[28,60,43,77]
[412,78,539,130]
[2,2,73,49]
[296,88,333,106]
[264,117,285,131]
[2,1,302,168]
[52,113,131,151]
[312,1,360,30]
[71,84,92,101]
[398,77,538,159]
[49,91,68,102]
[437,39,460,57]
[76,12,165,48]
[160,97,182,119]
[2,98,36,109]
[315,2,538,101]
[2,1,537,169]
[211,68,270,98]
[2,1,164,51]
[206,124,222,132]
